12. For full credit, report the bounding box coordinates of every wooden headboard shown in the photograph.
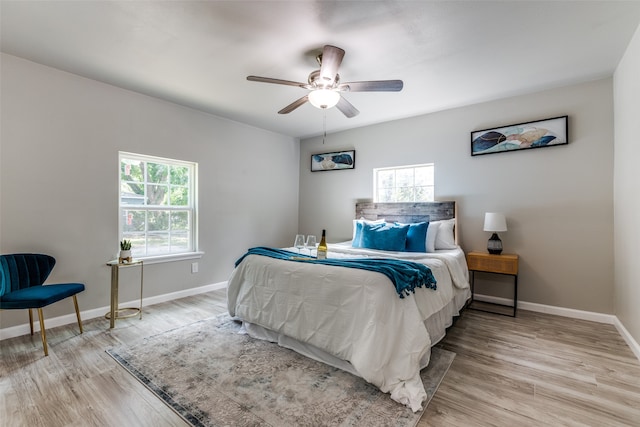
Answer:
[355,201,458,244]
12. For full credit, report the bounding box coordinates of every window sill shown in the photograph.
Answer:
[137,251,204,265]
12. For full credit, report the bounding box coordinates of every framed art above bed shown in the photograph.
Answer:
[471,115,568,156]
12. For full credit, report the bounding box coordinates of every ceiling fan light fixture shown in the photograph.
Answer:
[308,89,340,110]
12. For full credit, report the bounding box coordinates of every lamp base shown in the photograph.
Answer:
[487,233,503,255]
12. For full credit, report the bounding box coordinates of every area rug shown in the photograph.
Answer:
[107,315,455,427]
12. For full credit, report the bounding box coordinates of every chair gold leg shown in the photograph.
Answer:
[37,308,48,357]
[73,295,83,334]
[28,309,34,335]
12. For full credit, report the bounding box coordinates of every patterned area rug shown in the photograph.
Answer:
[107,315,455,427]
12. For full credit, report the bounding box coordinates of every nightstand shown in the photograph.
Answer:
[466,251,519,317]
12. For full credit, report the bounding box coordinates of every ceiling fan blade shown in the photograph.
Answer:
[278,95,309,114]
[319,45,345,85]
[336,96,360,118]
[338,80,404,92]
[247,76,310,89]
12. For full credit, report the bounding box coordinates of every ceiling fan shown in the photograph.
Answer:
[247,45,403,118]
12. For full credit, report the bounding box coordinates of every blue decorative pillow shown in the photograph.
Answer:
[395,222,428,252]
[352,221,363,247]
[359,223,410,252]
[352,218,386,248]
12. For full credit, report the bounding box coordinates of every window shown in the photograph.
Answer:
[119,152,197,259]
[374,164,434,202]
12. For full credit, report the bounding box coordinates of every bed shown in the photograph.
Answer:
[226,201,471,412]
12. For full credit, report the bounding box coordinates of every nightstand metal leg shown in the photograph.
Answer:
[513,274,518,317]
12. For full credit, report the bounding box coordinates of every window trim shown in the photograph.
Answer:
[118,151,199,261]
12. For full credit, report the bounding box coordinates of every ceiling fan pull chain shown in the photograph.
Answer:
[322,111,327,144]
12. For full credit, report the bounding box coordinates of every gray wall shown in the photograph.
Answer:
[299,78,615,314]
[614,24,640,346]
[3,45,636,344]
[0,54,300,329]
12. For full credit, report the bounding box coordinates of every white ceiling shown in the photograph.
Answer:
[2,1,640,139]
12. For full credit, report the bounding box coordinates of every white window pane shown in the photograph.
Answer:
[396,187,414,202]
[121,159,145,205]
[414,167,433,186]
[378,170,394,188]
[121,160,143,182]
[170,187,189,206]
[170,165,189,186]
[171,211,190,231]
[171,232,190,252]
[414,187,427,202]
[146,184,169,205]
[122,210,146,232]
[128,234,146,256]
[121,188,145,205]
[378,188,394,202]
[396,169,413,187]
[148,211,169,231]
[146,163,168,184]
[147,233,170,255]
[415,186,435,202]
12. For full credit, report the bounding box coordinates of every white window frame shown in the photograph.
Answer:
[373,163,435,203]
[119,152,201,264]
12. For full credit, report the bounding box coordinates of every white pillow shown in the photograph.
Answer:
[352,218,386,241]
[425,222,440,252]
[433,218,457,249]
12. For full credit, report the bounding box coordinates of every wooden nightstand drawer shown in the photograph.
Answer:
[466,252,518,275]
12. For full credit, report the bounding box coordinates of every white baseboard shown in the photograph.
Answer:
[474,293,639,362]
[613,317,640,361]
[0,281,227,341]
[4,286,639,364]
[474,293,617,323]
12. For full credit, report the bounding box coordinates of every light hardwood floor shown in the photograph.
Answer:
[1,290,639,426]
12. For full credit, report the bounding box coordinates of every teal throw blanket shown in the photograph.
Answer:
[235,247,437,299]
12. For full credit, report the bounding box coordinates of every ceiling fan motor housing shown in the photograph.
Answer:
[308,69,339,88]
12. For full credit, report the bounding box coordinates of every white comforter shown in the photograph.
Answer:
[226,244,470,412]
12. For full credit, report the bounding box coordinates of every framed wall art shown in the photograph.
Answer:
[471,115,568,156]
[311,150,355,172]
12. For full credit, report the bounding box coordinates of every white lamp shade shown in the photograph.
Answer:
[308,89,340,109]
[484,212,507,232]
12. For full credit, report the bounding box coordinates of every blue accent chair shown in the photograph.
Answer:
[0,254,85,356]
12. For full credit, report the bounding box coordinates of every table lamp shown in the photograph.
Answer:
[484,212,507,254]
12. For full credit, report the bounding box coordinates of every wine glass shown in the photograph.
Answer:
[294,234,306,254]
[305,235,317,257]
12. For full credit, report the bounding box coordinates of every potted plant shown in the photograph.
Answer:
[119,239,132,263]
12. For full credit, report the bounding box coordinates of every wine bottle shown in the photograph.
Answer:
[317,229,327,259]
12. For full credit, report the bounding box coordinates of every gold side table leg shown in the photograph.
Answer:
[106,259,143,328]
[110,264,119,329]
[139,261,144,319]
